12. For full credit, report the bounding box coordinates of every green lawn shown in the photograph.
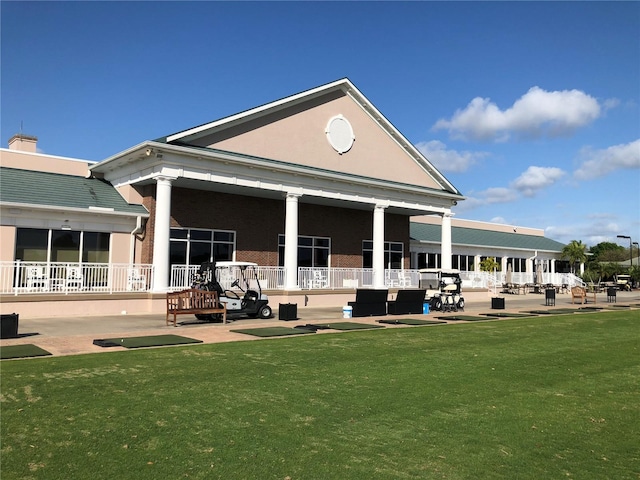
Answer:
[1,312,638,479]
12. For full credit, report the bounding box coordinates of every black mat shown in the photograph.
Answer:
[479,312,536,318]
[230,327,316,337]
[95,335,203,349]
[377,318,447,326]
[435,315,497,321]
[1,344,52,360]
[307,322,385,331]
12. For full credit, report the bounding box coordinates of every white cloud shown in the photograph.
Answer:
[415,140,488,173]
[433,86,604,141]
[574,139,640,180]
[510,166,566,197]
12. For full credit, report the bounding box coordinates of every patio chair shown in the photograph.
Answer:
[311,270,329,289]
[65,266,84,291]
[26,266,49,292]
[127,268,147,291]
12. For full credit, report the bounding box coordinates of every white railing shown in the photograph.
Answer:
[2,261,585,296]
[0,261,153,295]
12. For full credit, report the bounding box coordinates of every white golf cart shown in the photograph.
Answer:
[192,261,272,320]
[419,268,465,312]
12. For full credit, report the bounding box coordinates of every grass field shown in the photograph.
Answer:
[1,312,638,479]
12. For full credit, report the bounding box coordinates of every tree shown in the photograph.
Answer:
[561,240,587,274]
[479,257,500,272]
[589,242,626,263]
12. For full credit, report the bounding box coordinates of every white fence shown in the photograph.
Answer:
[1,261,584,295]
[0,261,153,295]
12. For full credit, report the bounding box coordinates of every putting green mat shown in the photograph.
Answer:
[98,335,202,349]
[480,312,536,318]
[309,322,385,330]
[231,327,316,337]
[1,344,52,360]
[435,315,497,321]
[378,319,447,326]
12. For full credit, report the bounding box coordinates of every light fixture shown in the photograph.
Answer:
[61,224,72,231]
[617,235,633,269]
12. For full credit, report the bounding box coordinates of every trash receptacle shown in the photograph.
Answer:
[342,306,353,319]
[491,297,505,310]
[422,302,430,314]
[278,303,298,321]
[1,313,19,339]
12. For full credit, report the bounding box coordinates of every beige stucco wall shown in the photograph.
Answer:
[110,233,133,264]
[0,149,92,177]
[0,225,16,262]
[196,92,442,190]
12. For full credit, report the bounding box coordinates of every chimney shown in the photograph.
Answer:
[8,133,38,153]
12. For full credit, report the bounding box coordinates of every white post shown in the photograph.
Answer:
[152,176,175,292]
[373,204,386,289]
[284,193,300,290]
[441,211,453,270]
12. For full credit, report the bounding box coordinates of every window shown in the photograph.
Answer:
[362,241,404,269]
[15,228,110,263]
[278,235,330,268]
[170,228,235,268]
[452,255,475,271]
[507,258,527,273]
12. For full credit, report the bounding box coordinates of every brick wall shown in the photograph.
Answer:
[140,186,410,268]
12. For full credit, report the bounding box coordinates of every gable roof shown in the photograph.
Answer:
[410,222,566,253]
[0,167,148,216]
[161,78,461,196]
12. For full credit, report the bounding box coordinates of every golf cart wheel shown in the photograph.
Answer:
[457,298,465,310]
[259,305,272,319]
[433,299,442,311]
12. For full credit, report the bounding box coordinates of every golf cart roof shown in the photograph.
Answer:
[215,261,258,268]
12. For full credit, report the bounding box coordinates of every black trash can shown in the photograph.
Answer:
[491,297,505,310]
[1,313,19,339]
[545,289,556,306]
[607,288,616,303]
[278,303,298,321]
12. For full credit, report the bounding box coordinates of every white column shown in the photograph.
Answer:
[550,259,556,274]
[373,204,386,289]
[441,211,453,270]
[152,176,175,292]
[284,193,301,290]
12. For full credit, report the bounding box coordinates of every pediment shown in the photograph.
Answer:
[167,80,460,195]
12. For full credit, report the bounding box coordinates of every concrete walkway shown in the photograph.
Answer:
[2,291,638,358]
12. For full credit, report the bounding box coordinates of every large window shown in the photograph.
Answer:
[15,228,110,263]
[278,235,330,268]
[452,255,475,271]
[170,228,235,268]
[362,241,404,269]
[417,252,441,269]
[507,258,527,273]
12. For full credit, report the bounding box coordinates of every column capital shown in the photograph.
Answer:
[442,210,454,219]
[153,175,178,185]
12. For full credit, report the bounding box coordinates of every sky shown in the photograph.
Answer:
[2,1,639,249]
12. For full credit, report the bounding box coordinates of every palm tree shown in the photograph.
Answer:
[561,240,587,274]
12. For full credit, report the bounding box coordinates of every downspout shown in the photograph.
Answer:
[130,216,145,264]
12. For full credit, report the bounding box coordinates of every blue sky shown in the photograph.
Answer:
[2,1,639,248]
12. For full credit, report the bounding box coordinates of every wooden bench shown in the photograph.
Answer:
[166,288,227,326]
[571,286,596,305]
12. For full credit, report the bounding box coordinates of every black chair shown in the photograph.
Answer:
[348,289,388,317]
[388,289,426,315]
[545,288,556,306]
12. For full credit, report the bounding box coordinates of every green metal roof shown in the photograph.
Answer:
[0,167,148,215]
[410,222,566,252]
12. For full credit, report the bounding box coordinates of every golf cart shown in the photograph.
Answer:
[615,274,632,291]
[419,268,465,312]
[192,261,272,320]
